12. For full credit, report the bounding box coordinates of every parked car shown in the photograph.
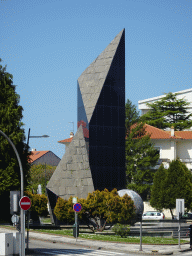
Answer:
[142,211,165,220]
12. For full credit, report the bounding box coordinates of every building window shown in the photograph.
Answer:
[154,147,161,158]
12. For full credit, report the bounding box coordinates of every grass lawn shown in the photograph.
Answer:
[34,229,188,245]
[0,224,189,245]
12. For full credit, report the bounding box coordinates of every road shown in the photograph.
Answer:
[28,238,150,256]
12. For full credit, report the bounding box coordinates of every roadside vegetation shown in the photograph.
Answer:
[28,228,188,245]
[54,188,136,231]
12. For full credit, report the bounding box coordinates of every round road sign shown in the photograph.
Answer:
[73,203,82,212]
[19,196,31,211]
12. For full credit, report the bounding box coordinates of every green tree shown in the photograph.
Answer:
[0,59,30,221]
[151,160,192,219]
[140,92,192,131]
[150,164,167,211]
[27,164,56,194]
[125,99,159,201]
[164,159,192,218]
[125,99,140,135]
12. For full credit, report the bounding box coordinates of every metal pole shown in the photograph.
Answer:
[26,211,29,249]
[75,212,77,242]
[139,215,142,251]
[45,163,46,195]
[27,128,30,147]
[178,218,181,249]
[0,130,24,256]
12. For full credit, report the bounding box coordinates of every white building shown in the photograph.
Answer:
[144,124,192,171]
[138,88,192,117]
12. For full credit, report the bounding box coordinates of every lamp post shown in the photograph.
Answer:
[27,128,49,146]
[26,128,49,249]
[0,130,24,256]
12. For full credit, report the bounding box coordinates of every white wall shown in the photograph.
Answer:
[177,140,192,159]
[152,140,173,160]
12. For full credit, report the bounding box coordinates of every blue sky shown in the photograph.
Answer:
[1,0,191,159]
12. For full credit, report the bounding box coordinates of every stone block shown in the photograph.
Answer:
[67,163,80,171]
[63,170,73,179]
[67,186,77,195]
[73,139,80,147]
[59,186,67,196]
[78,162,84,170]
[61,178,76,187]
[82,154,89,162]
[59,161,67,171]
[77,148,86,155]
[81,178,88,186]
[87,178,94,186]
[72,154,83,163]
[83,161,90,170]
[79,170,87,179]
[77,186,87,198]
[68,147,77,155]
[59,170,69,179]
[87,185,94,194]
[80,139,86,148]
[85,169,92,177]
[65,156,73,164]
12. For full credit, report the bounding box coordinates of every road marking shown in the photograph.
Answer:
[36,248,126,255]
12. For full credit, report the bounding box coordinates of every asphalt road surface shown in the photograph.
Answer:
[28,238,149,256]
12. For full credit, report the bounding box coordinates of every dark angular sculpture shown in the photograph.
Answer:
[47,29,126,223]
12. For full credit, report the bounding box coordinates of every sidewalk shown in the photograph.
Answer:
[0,226,191,255]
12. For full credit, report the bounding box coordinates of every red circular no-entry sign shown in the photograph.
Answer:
[19,196,31,211]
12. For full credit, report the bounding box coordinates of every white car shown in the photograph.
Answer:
[142,211,165,220]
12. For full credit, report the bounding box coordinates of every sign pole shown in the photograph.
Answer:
[19,196,31,255]
[75,212,77,242]
[26,211,30,249]
[139,215,142,251]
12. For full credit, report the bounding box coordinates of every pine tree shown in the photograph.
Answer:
[150,164,167,211]
[125,99,159,201]
[140,92,192,131]
[0,59,30,220]
[164,159,192,218]
[151,159,192,219]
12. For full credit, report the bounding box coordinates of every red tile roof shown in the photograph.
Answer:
[29,150,49,163]
[58,137,73,144]
[174,131,192,139]
[144,124,171,139]
[142,124,192,140]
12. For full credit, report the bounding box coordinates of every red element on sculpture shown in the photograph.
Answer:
[78,120,89,138]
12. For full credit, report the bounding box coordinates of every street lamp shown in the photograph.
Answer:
[26,128,49,249]
[27,128,49,146]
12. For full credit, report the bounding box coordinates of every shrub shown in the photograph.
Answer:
[54,188,136,231]
[112,223,130,237]
[54,196,75,224]
[24,191,48,219]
